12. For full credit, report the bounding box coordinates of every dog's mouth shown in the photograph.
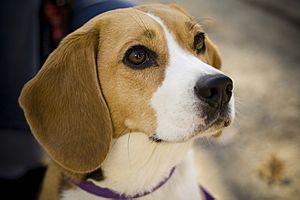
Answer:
[197,115,232,138]
[194,104,233,136]
[149,105,233,143]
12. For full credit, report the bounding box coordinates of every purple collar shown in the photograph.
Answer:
[69,167,214,200]
[69,167,176,200]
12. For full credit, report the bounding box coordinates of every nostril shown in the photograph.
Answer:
[210,88,218,98]
[200,87,216,99]
[194,85,218,98]
[226,83,233,96]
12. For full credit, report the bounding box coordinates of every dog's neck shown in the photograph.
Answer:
[90,132,192,196]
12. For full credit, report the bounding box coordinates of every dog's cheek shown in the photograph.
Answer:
[123,69,166,135]
[100,62,165,137]
[124,105,157,135]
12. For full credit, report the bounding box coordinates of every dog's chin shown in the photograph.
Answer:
[198,117,232,138]
[186,116,232,141]
[149,108,233,143]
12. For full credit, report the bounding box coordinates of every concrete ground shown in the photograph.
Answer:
[139,0,300,199]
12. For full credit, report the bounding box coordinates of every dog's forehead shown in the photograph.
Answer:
[95,5,197,38]
[139,6,191,29]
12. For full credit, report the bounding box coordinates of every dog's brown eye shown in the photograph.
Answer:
[128,49,146,65]
[194,32,206,54]
[123,45,156,69]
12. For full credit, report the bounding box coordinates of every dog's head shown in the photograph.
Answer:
[19,4,234,174]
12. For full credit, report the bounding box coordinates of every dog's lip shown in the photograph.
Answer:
[149,134,163,143]
[194,116,231,137]
[149,113,232,143]
[202,118,231,137]
[212,130,222,138]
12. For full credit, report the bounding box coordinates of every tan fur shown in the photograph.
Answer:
[205,39,222,69]
[137,4,222,69]
[19,22,113,174]
[96,10,168,137]
[39,162,62,200]
[19,4,223,200]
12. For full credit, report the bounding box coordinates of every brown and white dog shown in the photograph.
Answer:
[19,4,234,200]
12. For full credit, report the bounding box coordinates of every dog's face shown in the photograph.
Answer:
[99,5,234,142]
[19,4,234,174]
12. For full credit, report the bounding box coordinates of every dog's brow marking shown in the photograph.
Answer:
[143,29,156,39]
[132,9,154,40]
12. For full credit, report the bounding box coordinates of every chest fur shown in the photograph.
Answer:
[61,133,201,200]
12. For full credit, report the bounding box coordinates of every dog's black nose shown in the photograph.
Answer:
[194,74,233,109]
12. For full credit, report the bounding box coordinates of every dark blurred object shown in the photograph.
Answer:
[0,130,43,179]
[40,0,72,63]
[0,166,46,199]
[0,0,40,130]
[40,0,135,64]
[0,0,44,181]
[0,0,134,199]
[72,0,135,30]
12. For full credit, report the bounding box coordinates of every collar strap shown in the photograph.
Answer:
[69,167,176,199]
[200,185,215,200]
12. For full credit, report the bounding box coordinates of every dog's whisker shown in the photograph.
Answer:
[129,10,151,36]
[127,130,132,164]
[134,8,156,40]
[117,127,133,164]
[111,127,130,149]
[139,142,159,172]
[134,9,153,37]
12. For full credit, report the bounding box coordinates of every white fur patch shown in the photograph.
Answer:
[147,14,233,142]
[62,133,201,200]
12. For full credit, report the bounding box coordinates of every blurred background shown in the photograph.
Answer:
[137,0,300,199]
[1,0,299,199]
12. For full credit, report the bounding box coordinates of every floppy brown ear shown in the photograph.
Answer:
[19,25,113,173]
[206,37,222,69]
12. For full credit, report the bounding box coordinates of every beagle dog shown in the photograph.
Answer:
[19,4,234,200]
